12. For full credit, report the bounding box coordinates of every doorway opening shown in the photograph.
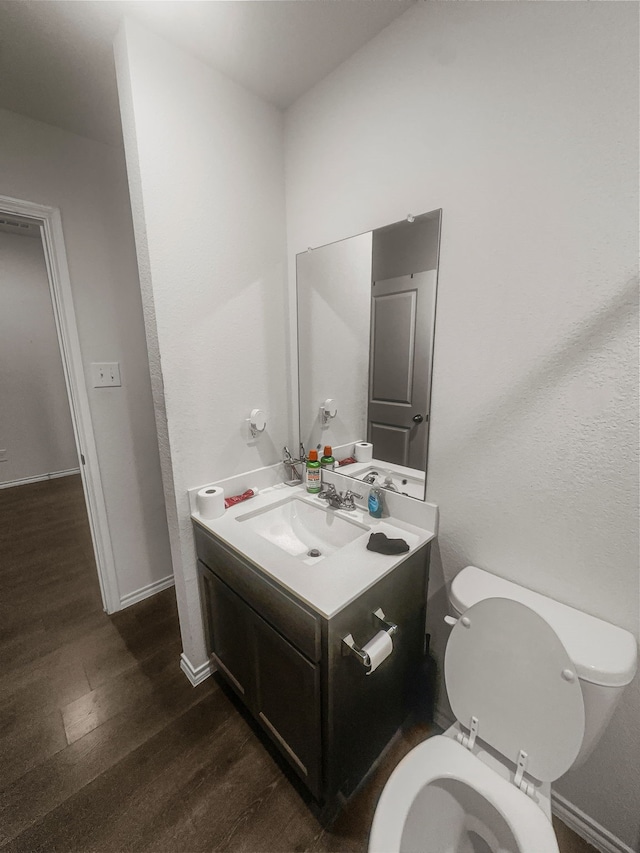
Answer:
[0,194,119,614]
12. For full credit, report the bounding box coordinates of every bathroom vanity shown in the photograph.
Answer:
[193,485,434,809]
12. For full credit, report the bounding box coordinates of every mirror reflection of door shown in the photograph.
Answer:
[295,209,441,501]
[368,270,437,470]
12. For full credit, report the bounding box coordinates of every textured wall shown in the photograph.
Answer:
[115,19,289,668]
[0,108,173,603]
[285,2,639,847]
[0,231,77,484]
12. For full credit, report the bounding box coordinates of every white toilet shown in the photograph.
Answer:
[369,566,638,853]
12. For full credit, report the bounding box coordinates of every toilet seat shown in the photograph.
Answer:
[369,735,559,853]
[445,597,585,783]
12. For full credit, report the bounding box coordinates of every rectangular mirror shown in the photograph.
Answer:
[296,209,441,501]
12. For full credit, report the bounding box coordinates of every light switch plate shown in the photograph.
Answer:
[91,362,121,388]
[0,449,7,462]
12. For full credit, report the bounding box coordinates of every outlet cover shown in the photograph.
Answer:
[91,362,121,388]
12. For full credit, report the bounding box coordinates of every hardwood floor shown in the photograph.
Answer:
[0,476,597,852]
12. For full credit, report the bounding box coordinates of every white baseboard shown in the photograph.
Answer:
[0,467,80,489]
[180,652,214,686]
[119,574,175,610]
[433,704,631,853]
[551,791,634,853]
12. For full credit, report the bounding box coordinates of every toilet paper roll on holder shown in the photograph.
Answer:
[342,608,397,669]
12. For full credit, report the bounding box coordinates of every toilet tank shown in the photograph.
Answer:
[449,566,637,766]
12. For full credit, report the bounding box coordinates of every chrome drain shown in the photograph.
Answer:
[307,548,321,558]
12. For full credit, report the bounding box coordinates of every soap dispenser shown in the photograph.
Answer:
[368,486,384,518]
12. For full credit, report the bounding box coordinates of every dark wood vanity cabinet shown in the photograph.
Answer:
[198,557,323,796]
[194,521,430,808]
[200,569,253,698]
[252,613,322,795]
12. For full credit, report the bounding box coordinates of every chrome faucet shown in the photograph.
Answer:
[319,484,363,511]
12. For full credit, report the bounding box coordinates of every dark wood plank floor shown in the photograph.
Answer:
[0,476,596,852]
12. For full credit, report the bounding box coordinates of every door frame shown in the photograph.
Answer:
[0,193,120,613]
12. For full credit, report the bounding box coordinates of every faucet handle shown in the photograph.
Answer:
[343,489,363,505]
[319,484,337,499]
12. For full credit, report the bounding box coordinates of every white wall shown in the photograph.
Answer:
[297,231,372,453]
[0,107,173,604]
[285,2,639,848]
[114,19,289,668]
[0,230,77,484]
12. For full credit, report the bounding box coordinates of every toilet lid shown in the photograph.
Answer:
[445,597,585,782]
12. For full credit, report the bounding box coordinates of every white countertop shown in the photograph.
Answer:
[191,483,436,619]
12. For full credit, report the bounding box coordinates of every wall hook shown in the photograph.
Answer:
[320,398,337,425]
[248,408,267,438]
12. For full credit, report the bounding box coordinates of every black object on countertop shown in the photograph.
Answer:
[366,532,410,555]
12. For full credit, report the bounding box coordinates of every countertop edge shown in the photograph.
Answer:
[191,488,436,619]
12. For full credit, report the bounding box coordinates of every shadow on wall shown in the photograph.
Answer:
[215,408,282,473]
[195,266,288,477]
[434,274,638,456]
[424,539,454,723]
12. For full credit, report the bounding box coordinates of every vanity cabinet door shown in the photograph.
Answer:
[251,612,322,798]
[199,563,253,701]
[324,544,430,800]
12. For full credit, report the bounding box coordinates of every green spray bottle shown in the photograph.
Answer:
[306,449,321,493]
[320,445,336,471]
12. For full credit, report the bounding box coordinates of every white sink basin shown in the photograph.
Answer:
[236,496,369,563]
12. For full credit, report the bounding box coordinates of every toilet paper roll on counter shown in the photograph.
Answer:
[363,630,394,675]
[196,485,225,520]
[355,441,374,463]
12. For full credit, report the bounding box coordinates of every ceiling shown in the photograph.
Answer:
[0,0,414,147]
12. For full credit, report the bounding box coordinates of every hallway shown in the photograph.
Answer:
[0,475,201,847]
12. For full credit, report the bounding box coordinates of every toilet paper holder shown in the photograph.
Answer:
[342,607,397,668]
